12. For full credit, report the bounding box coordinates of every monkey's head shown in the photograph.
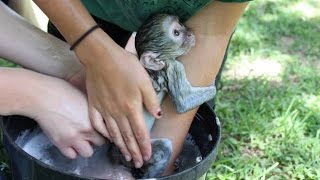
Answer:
[136,14,195,71]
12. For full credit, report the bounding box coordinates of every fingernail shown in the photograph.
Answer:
[135,161,142,168]
[143,155,149,161]
[125,155,131,161]
[157,109,162,117]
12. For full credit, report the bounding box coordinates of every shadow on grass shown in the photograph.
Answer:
[211,72,319,178]
[229,0,320,61]
[208,0,320,179]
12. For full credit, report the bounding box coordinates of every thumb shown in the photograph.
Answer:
[141,84,162,118]
[88,103,110,140]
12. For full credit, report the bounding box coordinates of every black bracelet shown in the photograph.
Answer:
[69,24,100,50]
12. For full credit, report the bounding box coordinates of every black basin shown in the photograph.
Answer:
[0,102,221,180]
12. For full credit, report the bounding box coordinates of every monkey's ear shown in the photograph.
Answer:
[140,51,165,71]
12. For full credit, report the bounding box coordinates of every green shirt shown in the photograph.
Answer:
[81,0,251,31]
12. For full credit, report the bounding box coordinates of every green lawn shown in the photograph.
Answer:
[1,0,319,179]
[0,58,16,67]
[207,0,320,179]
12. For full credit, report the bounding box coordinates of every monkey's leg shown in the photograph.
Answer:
[109,138,173,179]
[166,61,216,113]
[173,85,217,113]
[134,138,173,178]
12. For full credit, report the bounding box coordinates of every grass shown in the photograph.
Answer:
[207,0,320,179]
[1,0,319,179]
[0,59,17,67]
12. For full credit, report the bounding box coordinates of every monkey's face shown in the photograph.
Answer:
[135,14,196,68]
[167,17,195,56]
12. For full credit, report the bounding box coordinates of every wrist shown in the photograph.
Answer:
[0,68,38,116]
[73,28,124,67]
[69,24,101,51]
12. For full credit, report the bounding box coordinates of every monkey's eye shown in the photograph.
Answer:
[174,29,180,36]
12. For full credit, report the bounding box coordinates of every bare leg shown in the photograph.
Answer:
[151,1,249,174]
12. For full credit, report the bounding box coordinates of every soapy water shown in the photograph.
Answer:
[15,128,202,179]
[15,128,134,180]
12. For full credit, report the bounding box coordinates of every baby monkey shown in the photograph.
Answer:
[110,14,216,178]
[136,14,216,131]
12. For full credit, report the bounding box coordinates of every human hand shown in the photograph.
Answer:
[31,0,161,167]
[21,72,106,159]
[75,30,161,168]
[65,32,137,92]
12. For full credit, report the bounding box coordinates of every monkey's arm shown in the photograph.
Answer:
[166,61,216,113]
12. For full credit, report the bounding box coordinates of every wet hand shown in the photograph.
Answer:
[76,30,161,168]
[24,74,106,159]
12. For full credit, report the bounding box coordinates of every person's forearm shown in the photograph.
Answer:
[0,67,106,159]
[151,1,249,174]
[33,0,96,45]
[33,0,121,66]
[0,67,38,116]
[0,2,82,80]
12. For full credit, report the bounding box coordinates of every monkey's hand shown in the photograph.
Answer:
[75,30,162,168]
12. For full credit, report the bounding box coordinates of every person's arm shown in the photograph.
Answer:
[33,0,160,167]
[0,1,81,81]
[150,1,249,174]
[0,67,105,158]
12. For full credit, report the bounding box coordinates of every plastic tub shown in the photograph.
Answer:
[0,102,220,180]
